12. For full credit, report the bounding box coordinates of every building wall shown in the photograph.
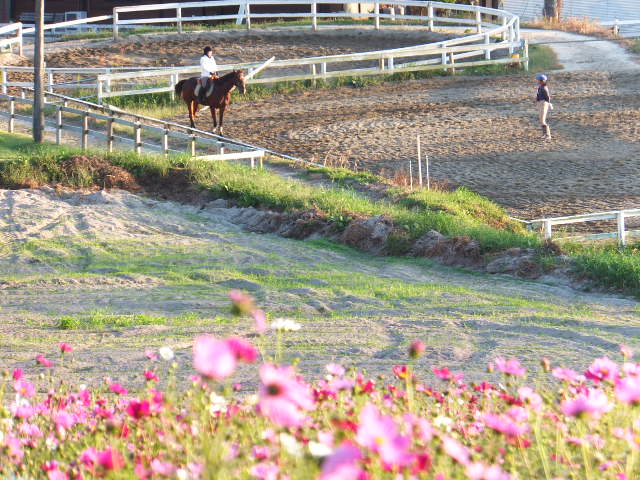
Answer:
[503,0,639,21]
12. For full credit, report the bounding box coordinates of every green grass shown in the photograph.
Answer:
[631,39,640,55]
[57,310,210,329]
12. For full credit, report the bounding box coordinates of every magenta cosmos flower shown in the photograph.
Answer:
[258,363,314,428]
[561,388,611,419]
[356,403,412,469]
[585,357,619,384]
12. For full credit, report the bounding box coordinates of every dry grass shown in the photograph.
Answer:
[524,16,637,51]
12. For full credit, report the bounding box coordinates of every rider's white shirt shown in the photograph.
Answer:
[200,55,218,77]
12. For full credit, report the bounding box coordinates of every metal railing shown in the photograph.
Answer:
[0,89,264,165]
[521,209,640,246]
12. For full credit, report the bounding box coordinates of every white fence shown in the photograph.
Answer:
[522,209,640,246]
[0,22,23,55]
[0,89,264,165]
[97,0,525,101]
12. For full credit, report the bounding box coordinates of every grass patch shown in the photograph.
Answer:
[301,166,384,185]
[57,310,209,329]
[631,39,640,55]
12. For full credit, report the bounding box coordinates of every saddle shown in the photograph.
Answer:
[198,74,219,104]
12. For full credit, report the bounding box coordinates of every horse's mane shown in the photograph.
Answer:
[217,70,241,83]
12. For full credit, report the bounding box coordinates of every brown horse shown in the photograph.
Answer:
[174,70,246,135]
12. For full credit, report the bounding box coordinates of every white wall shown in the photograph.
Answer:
[503,0,639,22]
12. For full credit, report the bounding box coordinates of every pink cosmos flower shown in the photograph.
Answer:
[126,399,151,419]
[193,335,237,380]
[356,403,412,468]
[561,388,611,419]
[145,349,158,361]
[615,376,640,404]
[250,462,279,480]
[432,366,464,383]
[552,368,578,382]
[109,383,128,395]
[36,354,53,367]
[97,448,125,471]
[226,337,258,363]
[518,387,542,411]
[11,401,35,419]
[621,344,634,359]
[319,443,364,480]
[466,462,511,480]
[79,447,98,468]
[326,363,346,376]
[54,411,76,431]
[59,343,73,353]
[252,308,267,333]
[144,370,159,382]
[585,357,619,383]
[492,358,526,377]
[483,412,529,438]
[150,459,176,477]
[14,379,35,397]
[410,341,426,358]
[12,368,23,380]
[441,435,470,466]
[229,289,255,315]
[258,363,314,428]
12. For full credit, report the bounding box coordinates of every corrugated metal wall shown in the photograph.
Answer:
[503,0,639,21]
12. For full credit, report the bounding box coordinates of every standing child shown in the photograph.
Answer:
[535,74,553,140]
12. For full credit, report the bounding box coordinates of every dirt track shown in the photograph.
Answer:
[177,70,640,219]
[11,30,640,219]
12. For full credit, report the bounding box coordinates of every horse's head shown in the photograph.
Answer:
[233,70,247,95]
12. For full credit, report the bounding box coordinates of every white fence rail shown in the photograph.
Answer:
[0,22,23,55]
[96,0,524,101]
[523,209,640,246]
[0,90,264,165]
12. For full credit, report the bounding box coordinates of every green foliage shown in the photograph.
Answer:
[303,166,383,185]
[57,310,205,329]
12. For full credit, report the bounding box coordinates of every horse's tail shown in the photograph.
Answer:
[174,79,187,97]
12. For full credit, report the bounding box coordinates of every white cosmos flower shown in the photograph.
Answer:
[270,318,301,332]
[158,347,175,361]
[308,441,332,458]
[209,392,228,414]
[279,432,303,457]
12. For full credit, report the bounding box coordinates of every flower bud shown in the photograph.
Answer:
[409,341,425,359]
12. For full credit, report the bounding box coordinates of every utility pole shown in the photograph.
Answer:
[33,0,45,143]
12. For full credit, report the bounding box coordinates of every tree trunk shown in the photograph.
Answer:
[543,0,562,20]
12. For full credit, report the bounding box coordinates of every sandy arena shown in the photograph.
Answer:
[12,29,640,219]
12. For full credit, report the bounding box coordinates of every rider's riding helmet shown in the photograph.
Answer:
[535,74,548,82]
[203,46,213,55]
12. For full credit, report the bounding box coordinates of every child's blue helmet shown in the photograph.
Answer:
[536,74,548,82]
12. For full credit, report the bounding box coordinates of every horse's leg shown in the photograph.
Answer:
[192,100,199,119]
[218,105,225,136]
[188,101,196,129]
[210,107,217,133]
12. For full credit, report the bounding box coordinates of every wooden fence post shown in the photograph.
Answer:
[388,57,394,70]
[441,43,447,68]
[374,1,380,30]
[190,134,196,157]
[113,10,119,40]
[107,114,114,153]
[408,159,413,190]
[428,3,434,31]
[81,113,89,150]
[501,16,507,41]
[417,134,422,188]
[449,52,455,75]
[8,97,14,133]
[523,38,529,71]
[425,154,430,190]
[97,79,103,104]
[246,2,251,30]
[475,8,482,34]
[544,221,552,240]
[1,68,7,95]
[135,121,142,154]
[617,211,626,247]
[55,106,62,144]
[47,70,54,93]
[177,7,183,33]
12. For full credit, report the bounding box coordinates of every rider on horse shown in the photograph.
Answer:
[194,46,219,104]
